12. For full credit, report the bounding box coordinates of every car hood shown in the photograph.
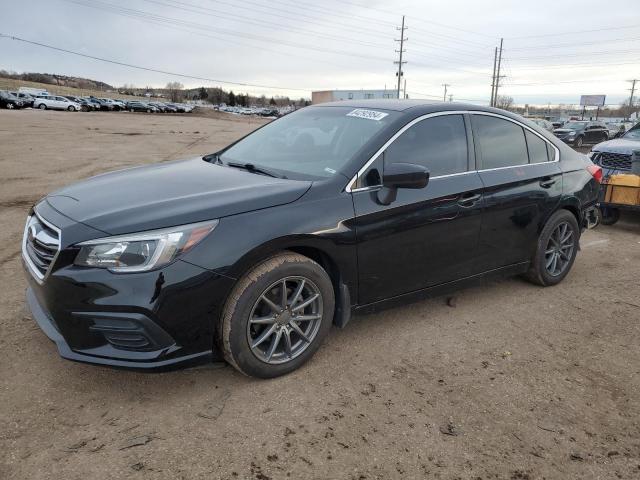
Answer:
[592,137,640,154]
[45,157,312,235]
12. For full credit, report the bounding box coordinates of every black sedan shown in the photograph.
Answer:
[554,120,609,147]
[0,90,25,109]
[126,101,156,113]
[22,101,601,378]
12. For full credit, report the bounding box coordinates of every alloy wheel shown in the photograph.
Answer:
[544,221,574,276]
[247,276,323,364]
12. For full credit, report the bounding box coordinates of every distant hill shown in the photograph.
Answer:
[0,70,113,91]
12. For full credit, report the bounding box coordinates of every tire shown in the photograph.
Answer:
[220,252,335,378]
[38,104,46,110]
[574,136,583,148]
[146,108,151,113]
[130,108,134,113]
[67,106,75,111]
[600,207,620,226]
[525,210,580,287]
[7,103,14,109]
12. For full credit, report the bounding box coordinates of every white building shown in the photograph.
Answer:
[312,89,397,104]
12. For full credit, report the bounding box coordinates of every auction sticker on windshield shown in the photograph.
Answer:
[346,109,389,121]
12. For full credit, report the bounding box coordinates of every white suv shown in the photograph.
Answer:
[34,95,82,111]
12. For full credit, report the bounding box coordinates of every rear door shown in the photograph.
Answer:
[471,113,562,272]
[352,112,484,304]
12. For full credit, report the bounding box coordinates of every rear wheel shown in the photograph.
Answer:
[220,252,335,378]
[526,210,579,286]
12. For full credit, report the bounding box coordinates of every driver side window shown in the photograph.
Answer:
[385,115,468,177]
[355,114,469,189]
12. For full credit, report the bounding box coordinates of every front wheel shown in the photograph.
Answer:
[525,210,579,286]
[67,106,75,111]
[220,252,335,378]
[574,136,584,148]
[7,103,14,109]
[38,104,46,110]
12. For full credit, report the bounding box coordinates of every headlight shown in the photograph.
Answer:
[74,220,218,272]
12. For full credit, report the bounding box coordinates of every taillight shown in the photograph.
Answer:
[587,164,603,183]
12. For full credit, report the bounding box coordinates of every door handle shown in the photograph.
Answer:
[458,193,481,207]
[539,177,556,188]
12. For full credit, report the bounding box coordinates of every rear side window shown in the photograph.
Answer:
[473,115,528,169]
[525,130,550,163]
[384,114,468,177]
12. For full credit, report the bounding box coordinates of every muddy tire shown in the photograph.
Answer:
[220,252,335,378]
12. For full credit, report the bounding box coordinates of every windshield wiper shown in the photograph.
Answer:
[226,161,286,179]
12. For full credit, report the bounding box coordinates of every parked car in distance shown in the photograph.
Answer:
[553,120,609,147]
[166,103,185,113]
[62,96,94,112]
[529,118,554,132]
[9,91,35,107]
[0,90,25,109]
[126,101,156,113]
[589,123,640,174]
[22,101,601,378]
[34,95,82,111]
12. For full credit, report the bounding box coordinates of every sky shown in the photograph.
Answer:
[1,0,638,106]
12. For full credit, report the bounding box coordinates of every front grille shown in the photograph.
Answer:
[22,213,61,281]
[597,152,632,171]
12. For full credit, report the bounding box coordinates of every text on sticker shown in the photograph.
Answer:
[346,109,389,121]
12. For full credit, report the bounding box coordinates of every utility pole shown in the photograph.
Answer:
[494,38,504,106]
[403,78,407,99]
[448,94,453,102]
[394,16,407,99]
[626,79,638,121]
[490,47,497,107]
[442,83,450,102]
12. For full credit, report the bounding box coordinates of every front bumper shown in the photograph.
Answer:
[24,247,235,369]
[26,287,212,369]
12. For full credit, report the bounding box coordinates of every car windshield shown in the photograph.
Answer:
[562,122,587,130]
[623,128,640,140]
[218,106,398,179]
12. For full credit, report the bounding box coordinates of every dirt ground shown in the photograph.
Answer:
[1,110,639,480]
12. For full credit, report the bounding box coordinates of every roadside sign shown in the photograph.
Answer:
[580,95,606,107]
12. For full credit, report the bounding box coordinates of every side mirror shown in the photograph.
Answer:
[383,162,430,189]
[377,163,430,205]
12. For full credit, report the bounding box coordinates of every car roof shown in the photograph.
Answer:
[310,99,517,117]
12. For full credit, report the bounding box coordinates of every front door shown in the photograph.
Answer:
[352,113,484,305]
[470,113,563,272]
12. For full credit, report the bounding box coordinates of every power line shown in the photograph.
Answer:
[505,36,640,51]
[67,0,391,62]
[507,24,640,39]
[331,0,496,39]
[0,33,312,93]
[139,0,390,49]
